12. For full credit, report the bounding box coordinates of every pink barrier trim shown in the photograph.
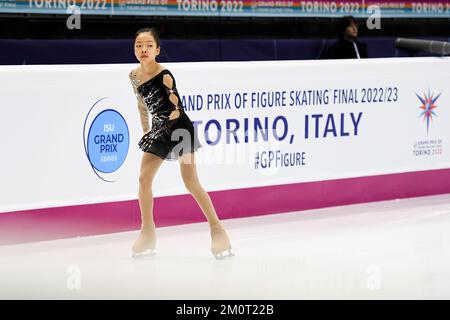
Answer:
[1,168,450,245]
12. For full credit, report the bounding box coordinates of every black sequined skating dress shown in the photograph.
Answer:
[129,68,202,160]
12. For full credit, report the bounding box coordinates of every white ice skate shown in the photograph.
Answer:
[210,222,235,260]
[131,226,157,258]
[132,248,156,259]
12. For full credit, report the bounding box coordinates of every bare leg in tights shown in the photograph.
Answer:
[178,152,220,227]
[132,151,232,257]
[132,152,164,253]
[178,152,232,257]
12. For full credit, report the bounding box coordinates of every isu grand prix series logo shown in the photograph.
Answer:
[83,98,130,182]
[416,90,441,134]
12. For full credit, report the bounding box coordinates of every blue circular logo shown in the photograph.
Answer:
[83,98,130,182]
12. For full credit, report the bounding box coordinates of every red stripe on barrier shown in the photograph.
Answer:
[1,168,450,245]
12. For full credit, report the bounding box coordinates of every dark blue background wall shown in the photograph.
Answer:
[2,37,448,65]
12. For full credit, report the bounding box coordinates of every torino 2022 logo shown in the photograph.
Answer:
[416,90,441,134]
[83,98,130,182]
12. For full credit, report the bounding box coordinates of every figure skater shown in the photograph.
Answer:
[128,27,234,260]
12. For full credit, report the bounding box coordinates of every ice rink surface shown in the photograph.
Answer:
[1,193,449,299]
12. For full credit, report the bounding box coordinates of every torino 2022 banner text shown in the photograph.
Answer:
[0,1,449,18]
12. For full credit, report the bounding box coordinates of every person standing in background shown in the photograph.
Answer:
[321,16,369,59]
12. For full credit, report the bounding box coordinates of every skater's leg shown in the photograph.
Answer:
[178,152,233,259]
[138,152,164,228]
[132,152,164,255]
[178,151,220,227]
